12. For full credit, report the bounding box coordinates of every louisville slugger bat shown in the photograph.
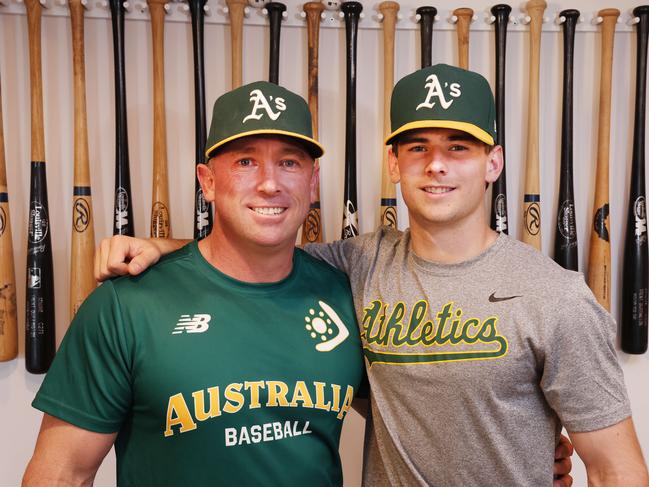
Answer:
[25,0,55,373]
[587,8,619,311]
[148,0,171,238]
[225,0,246,89]
[109,0,134,236]
[0,71,17,362]
[622,5,649,354]
[266,2,286,84]
[378,1,399,229]
[341,1,362,239]
[453,7,473,70]
[554,9,579,271]
[301,1,325,244]
[68,0,96,319]
[489,4,511,235]
[417,6,436,69]
[521,0,546,250]
[188,0,213,239]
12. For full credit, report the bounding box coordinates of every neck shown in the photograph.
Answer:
[408,211,498,264]
[198,226,296,283]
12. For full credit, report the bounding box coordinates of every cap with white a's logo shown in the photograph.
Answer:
[386,63,496,146]
[205,81,324,159]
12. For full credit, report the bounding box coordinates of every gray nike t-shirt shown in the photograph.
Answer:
[306,228,631,486]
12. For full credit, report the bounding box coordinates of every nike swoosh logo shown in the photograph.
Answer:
[488,292,522,303]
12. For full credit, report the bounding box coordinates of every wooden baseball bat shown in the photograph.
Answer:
[378,1,398,230]
[25,0,55,373]
[453,7,473,70]
[266,2,286,84]
[301,1,325,244]
[489,4,511,235]
[521,0,546,250]
[416,6,436,69]
[148,0,171,238]
[0,70,17,362]
[188,0,213,239]
[68,0,96,319]
[225,0,246,89]
[109,0,134,236]
[554,9,580,271]
[341,1,362,239]
[587,8,619,311]
[622,5,649,354]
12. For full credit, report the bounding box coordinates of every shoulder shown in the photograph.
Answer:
[296,248,352,284]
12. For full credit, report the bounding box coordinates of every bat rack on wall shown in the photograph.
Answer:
[0,0,644,33]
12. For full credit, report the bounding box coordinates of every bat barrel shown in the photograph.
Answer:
[622,5,649,354]
[490,3,511,235]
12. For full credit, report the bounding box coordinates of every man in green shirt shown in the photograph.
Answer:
[24,82,367,486]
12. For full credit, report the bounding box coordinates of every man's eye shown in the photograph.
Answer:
[449,145,468,151]
[237,158,252,166]
[408,145,426,152]
[280,159,299,168]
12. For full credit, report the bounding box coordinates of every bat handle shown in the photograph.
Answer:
[416,6,436,69]
[266,2,286,84]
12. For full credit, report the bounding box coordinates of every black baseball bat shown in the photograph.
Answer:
[416,6,436,68]
[489,4,511,235]
[266,2,286,85]
[341,1,362,239]
[25,0,55,373]
[109,0,134,236]
[622,5,649,354]
[554,9,579,270]
[188,0,213,239]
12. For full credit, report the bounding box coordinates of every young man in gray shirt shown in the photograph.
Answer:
[96,65,640,485]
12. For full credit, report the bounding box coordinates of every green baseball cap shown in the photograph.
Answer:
[386,64,496,146]
[205,81,324,159]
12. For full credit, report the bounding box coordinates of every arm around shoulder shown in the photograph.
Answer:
[23,414,117,487]
[569,417,649,486]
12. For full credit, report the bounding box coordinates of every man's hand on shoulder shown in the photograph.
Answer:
[94,236,163,281]
[553,434,574,487]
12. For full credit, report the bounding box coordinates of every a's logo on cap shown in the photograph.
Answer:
[416,74,462,111]
[243,89,287,123]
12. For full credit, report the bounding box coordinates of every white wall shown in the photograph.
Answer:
[0,0,647,485]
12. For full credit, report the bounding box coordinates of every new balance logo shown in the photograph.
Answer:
[172,314,211,334]
[416,74,461,111]
[242,89,286,123]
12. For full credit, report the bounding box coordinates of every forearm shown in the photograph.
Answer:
[23,457,96,487]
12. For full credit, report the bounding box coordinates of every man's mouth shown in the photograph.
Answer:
[423,186,454,194]
[251,207,287,215]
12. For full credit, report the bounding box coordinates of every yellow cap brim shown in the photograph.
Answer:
[206,129,325,159]
[385,120,495,146]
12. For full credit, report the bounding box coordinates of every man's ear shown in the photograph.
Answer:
[388,147,400,184]
[197,161,216,202]
[310,160,320,203]
[485,145,504,185]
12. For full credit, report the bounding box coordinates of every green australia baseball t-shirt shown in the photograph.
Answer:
[33,242,367,486]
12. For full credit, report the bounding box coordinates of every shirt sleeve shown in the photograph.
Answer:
[540,274,632,433]
[32,280,133,433]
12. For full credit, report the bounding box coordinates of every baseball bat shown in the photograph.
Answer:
[188,0,213,239]
[416,6,436,69]
[25,0,55,373]
[0,70,17,362]
[453,7,473,70]
[378,1,399,230]
[301,1,325,244]
[622,5,649,354]
[68,0,96,319]
[109,0,134,236]
[266,2,286,84]
[225,0,246,89]
[587,9,619,311]
[554,9,580,271]
[521,0,546,250]
[148,0,171,239]
[341,1,362,240]
[489,4,511,235]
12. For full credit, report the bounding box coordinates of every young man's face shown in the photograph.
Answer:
[198,135,318,250]
[389,127,502,229]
